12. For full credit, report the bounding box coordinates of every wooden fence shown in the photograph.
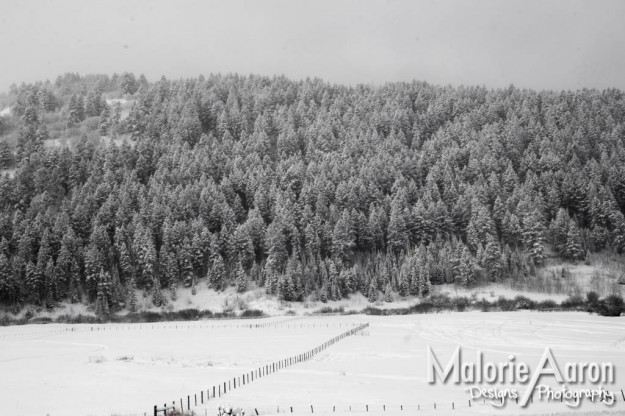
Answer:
[154,323,370,416]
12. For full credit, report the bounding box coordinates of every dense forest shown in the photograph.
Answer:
[0,73,624,313]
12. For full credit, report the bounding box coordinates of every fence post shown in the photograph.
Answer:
[310,405,314,413]
[154,405,157,416]
[188,395,190,410]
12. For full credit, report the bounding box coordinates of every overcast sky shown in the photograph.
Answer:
[1,0,625,91]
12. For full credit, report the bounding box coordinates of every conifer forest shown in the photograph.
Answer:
[1,73,625,311]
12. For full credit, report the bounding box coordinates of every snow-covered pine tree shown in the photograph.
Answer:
[209,253,226,290]
[235,260,247,293]
[383,282,394,302]
[482,237,503,281]
[367,280,378,302]
[563,222,584,261]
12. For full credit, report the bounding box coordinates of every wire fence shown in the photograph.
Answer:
[163,389,625,416]
[0,315,364,339]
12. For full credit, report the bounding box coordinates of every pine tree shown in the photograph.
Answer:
[235,260,247,293]
[127,275,138,312]
[151,278,166,307]
[0,254,14,302]
[482,237,503,281]
[69,258,81,303]
[67,94,84,127]
[522,209,546,265]
[180,238,194,288]
[115,231,134,283]
[327,261,341,300]
[319,282,328,303]
[388,200,409,255]
[133,223,156,289]
[234,225,255,270]
[98,106,111,135]
[550,209,569,253]
[120,72,138,95]
[367,281,378,302]
[465,220,480,253]
[457,246,476,286]
[209,254,225,290]
[95,269,111,316]
[278,274,295,301]
[563,222,584,261]
[332,210,355,264]
[84,245,102,299]
[160,247,179,299]
[383,282,394,302]
[44,259,56,305]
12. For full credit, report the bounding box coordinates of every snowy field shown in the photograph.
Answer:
[1,312,624,416]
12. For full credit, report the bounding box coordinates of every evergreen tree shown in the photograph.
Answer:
[98,106,111,135]
[209,254,226,290]
[332,210,355,264]
[133,223,156,289]
[522,209,546,265]
[383,282,394,302]
[456,246,476,286]
[367,281,378,302]
[482,237,503,281]
[0,254,14,302]
[563,222,584,261]
[235,260,247,292]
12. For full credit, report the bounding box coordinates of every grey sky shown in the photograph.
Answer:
[1,0,625,91]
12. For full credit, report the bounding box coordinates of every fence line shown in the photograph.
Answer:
[154,323,370,416]
[208,392,625,416]
[0,315,364,339]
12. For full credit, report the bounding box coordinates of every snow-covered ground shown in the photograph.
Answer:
[0,106,10,117]
[431,283,573,303]
[130,283,582,316]
[0,279,605,323]
[1,312,624,416]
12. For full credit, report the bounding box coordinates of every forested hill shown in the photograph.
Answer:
[0,73,625,311]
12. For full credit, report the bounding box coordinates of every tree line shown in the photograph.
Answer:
[0,73,624,311]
